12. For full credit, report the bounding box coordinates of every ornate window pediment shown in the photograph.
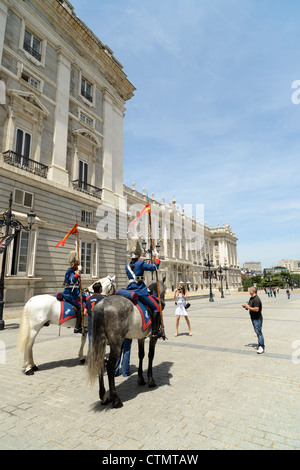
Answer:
[73,128,101,149]
[8,89,49,118]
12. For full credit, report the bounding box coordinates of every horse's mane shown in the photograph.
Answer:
[148,278,166,299]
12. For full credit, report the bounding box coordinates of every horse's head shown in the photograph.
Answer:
[87,275,116,296]
[148,277,166,300]
[100,275,116,296]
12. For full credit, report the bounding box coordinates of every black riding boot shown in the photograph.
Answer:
[151,310,162,338]
[74,308,82,334]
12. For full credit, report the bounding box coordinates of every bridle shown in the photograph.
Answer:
[104,277,116,296]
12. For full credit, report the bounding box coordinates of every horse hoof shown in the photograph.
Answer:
[138,377,146,386]
[25,369,34,376]
[148,378,156,388]
[113,399,123,409]
[31,365,39,372]
[100,392,110,405]
[80,358,85,365]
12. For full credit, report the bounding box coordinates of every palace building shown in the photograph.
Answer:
[125,184,241,294]
[0,0,241,307]
[0,0,135,304]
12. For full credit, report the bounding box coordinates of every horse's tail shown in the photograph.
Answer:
[86,302,106,387]
[17,303,31,352]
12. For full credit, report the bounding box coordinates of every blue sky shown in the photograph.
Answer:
[71,0,300,268]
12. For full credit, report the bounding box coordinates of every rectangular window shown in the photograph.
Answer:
[15,128,31,160]
[11,231,29,275]
[24,29,41,62]
[92,241,98,278]
[78,160,88,190]
[21,72,40,90]
[81,241,92,275]
[13,189,33,208]
[81,78,93,103]
[81,210,92,224]
[80,111,94,127]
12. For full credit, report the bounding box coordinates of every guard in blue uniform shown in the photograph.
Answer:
[126,240,162,338]
[63,251,86,333]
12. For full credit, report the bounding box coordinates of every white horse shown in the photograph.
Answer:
[17,275,116,375]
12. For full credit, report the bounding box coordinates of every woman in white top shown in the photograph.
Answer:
[174,285,192,337]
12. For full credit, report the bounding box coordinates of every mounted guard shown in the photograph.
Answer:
[125,239,163,338]
[62,250,87,333]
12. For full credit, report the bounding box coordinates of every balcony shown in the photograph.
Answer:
[3,151,48,178]
[23,42,41,62]
[81,89,93,103]
[71,180,102,200]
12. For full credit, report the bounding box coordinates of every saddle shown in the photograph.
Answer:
[115,289,152,332]
[54,292,78,325]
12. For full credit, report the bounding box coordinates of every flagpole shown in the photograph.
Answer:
[76,227,84,333]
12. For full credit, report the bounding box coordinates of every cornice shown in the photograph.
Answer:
[7,0,135,102]
[44,0,136,101]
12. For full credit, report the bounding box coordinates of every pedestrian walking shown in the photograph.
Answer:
[242,287,265,354]
[174,285,192,337]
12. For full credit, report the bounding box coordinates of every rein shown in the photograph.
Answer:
[104,278,116,296]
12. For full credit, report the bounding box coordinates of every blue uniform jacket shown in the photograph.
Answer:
[126,259,160,296]
[63,268,80,299]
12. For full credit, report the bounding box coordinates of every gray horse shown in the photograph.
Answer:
[87,279,166,408]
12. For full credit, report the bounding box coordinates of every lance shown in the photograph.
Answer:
[147,206,166,339]
[76,228,84,333]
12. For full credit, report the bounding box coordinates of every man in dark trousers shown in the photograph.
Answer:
[84,282,105,345]
[242,287,265,354]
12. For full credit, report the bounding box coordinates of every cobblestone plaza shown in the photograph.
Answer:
[0,291,299,450]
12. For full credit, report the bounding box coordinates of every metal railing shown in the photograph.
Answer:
[71,180,102,199]
[3,151,48,178]
[81,88,93,103]
[23,42,41,62]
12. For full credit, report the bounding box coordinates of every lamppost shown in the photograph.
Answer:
[245,269,253,290]
[204,254,214,302]
[0,193,36,330]
[266,276,272,290]
[218,265,225,298]
[223,261,229,294]
[142,239,161,260]
[142,239,161,280]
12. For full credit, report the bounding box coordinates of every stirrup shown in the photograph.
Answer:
[152,327,167,340]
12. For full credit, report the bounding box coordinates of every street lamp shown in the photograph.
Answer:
[142,240,161,280]
[218,265,225,298]
[245,269,253,289]
[204,254,214,302]
[0,192,36,330]
[223,262,229,294]
[142,239,161,258]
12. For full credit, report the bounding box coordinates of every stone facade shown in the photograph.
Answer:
[277,260,300,275]
[0,0,135,304]
[125,184,241,294]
